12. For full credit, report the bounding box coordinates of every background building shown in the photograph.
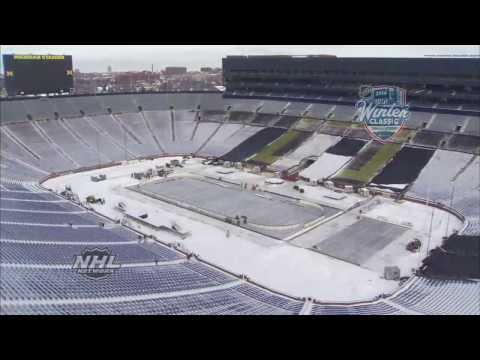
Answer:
[164,66,187,76]
[223,55,480,106]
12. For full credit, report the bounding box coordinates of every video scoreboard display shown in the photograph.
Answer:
[3,54,74,96]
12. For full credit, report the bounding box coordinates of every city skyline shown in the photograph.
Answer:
[1,45,479,73]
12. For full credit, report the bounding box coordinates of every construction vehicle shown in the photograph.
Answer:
[91,174,107,182]
[406,239,422,252]
[86,195,105,205]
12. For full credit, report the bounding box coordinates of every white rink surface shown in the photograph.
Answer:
[357,198,463,275]
[43,158,462,302]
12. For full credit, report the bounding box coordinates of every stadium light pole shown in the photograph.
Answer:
[124,118,127,161]
[445,182,455,238]
[425,182,430,230]
[427,206,435,257]
[96,118,101,166]
[424,182,431,258]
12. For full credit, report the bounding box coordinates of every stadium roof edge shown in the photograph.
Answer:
[0,90,223,102]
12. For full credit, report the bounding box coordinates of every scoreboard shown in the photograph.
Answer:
[3,54,74,96]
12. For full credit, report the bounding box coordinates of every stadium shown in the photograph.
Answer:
[0,53,479,315]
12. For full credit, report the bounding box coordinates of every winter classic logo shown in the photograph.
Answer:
[355,85,410,142]
[72,247,121,279]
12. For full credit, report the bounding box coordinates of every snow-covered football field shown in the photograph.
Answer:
[43,157,463,302]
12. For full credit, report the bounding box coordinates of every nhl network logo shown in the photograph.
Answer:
[72,248,121,280]
[355,85,410,142]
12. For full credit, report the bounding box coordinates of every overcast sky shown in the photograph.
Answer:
[1,45,479,73]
